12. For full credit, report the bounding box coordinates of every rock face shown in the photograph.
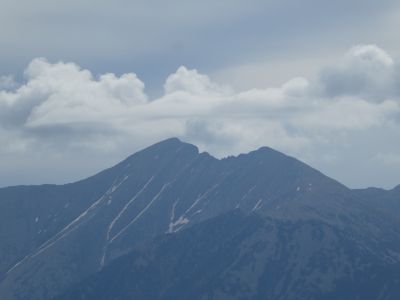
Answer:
[0,138,399,300]
[58,211,400,300]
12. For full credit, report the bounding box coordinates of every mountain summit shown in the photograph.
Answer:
[0,138,399,300]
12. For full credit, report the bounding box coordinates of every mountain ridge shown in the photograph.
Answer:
[0,138,399,300]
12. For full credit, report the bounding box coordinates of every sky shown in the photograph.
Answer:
[1,0,400,189]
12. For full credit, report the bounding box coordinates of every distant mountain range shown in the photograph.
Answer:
[0,138,399,300]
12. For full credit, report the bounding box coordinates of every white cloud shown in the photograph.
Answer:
[0,58,147,128]
[164,66,229,96]
[317,44,398,101]
[0,45,400,188]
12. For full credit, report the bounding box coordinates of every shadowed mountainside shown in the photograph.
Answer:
[0,138,399,300]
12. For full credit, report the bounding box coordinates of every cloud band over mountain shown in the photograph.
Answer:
[1,45,399,188]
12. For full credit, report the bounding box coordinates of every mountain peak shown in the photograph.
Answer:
[232,145,298,166]
[392,184,400,192]
[253,146,290,158]
[123,137,199,162]
[146,137,198,152]
[158,137,183,144]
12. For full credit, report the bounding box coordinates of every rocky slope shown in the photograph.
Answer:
[0,138,399,299]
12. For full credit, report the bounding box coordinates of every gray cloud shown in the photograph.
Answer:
[0,45,400,188]
[318,45,399,101]
[1,0,400,94]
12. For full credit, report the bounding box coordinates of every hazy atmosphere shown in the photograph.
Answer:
[1,0,400,188]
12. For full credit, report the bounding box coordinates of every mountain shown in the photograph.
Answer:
[353,185,400,219]
[0,138,399,300]
[58,211,400,300]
